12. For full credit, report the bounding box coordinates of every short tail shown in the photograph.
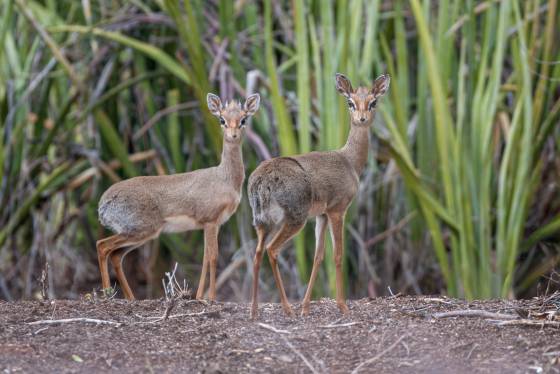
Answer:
[248,175,272,227]
[248,157,312,228]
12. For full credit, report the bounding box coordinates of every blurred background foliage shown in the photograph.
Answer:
[0,0,559,302]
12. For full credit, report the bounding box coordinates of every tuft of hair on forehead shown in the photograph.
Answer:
[354,86,372,97]
[223,100,243,113]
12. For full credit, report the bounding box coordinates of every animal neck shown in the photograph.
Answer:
[340,122,370,175]
[219,137,244,191]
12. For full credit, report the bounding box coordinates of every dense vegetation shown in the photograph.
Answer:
[0,0,559,301]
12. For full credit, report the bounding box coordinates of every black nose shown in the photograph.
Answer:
[360,117,366,122]
[232,134,238,138]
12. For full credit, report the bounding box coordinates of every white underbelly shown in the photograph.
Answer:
[162,215,203,233]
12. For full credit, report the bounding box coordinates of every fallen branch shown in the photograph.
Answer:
[432,310,518,320]
[27,318,121,326]
[281,336,319,374]
[351,334,409,374]
[319,322,360,329]
[489,319,560,328]
[258,322,291,334]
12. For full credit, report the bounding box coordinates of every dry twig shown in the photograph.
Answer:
[138,310,220,324]
[281,336,320,374]
[27,318,121,326]
[490,319,560,328]
[466,343,479,360]
[351,334,409,374]
[432,309,518,320]
[423,297,455,305]
[364,212,415,249]
[319,322,360,329]
[258,322,291,334]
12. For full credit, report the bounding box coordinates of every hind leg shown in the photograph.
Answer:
[110,244,144,300]
[251,226,267,319]
[98,231,158,299]
[266,221,306,317]
[301,214,328,316]
[97,235,129,291]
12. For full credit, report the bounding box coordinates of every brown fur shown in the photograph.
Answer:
[97,93,260,301]
[248,74,390,318]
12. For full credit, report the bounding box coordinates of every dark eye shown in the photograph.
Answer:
[240,118,246,127]
[348,100,355,110]
[220,118,226,126]
[368,100,377,111]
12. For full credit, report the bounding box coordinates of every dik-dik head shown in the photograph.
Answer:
[335,73,390,126]
[207,93,260,143]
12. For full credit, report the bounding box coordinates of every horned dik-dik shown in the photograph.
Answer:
[248,73,390,318]
[97,93,260,301]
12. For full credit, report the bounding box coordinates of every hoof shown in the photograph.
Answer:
[283,305,295,317]
[251,305,258,320]
[338,302,350,314]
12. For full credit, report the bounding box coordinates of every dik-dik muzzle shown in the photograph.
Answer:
[207,93,261,143]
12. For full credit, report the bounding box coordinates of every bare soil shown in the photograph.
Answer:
[1,296,559,373]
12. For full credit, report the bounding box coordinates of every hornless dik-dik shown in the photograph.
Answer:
[97,93,260,300]
[248,74,390,318]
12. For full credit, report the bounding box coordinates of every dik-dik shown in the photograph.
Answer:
[248,74,390,318]
[97,93,260,300]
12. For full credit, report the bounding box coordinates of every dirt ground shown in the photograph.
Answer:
[1,296,559,373]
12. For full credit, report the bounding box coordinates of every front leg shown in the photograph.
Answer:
[205,224,220,301]
[196,234,210,300]
[327,211,350,314]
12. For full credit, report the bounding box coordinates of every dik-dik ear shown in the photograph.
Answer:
[244,93,260,116]
[371,74,390,99]
[207,93,222,116]
[335,73,353,98]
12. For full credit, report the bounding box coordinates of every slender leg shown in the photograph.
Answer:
[110,248,136,300]
[301,214,328,316]
[251,226,267,319]
[206,225,220,301]
[98,231,158,300]
[110,248,132,299]
[327,211,349,314]
[266,222,305,317]
[196,235,210,300]
[97,235,127,290]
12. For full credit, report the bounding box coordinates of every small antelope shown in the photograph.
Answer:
[248,74,390,318]
[97,93,260,300]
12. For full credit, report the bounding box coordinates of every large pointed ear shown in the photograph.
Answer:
[207,93,222,116]
[371,74,390,99]
[244,93,260,116]
[335,73,353,98]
